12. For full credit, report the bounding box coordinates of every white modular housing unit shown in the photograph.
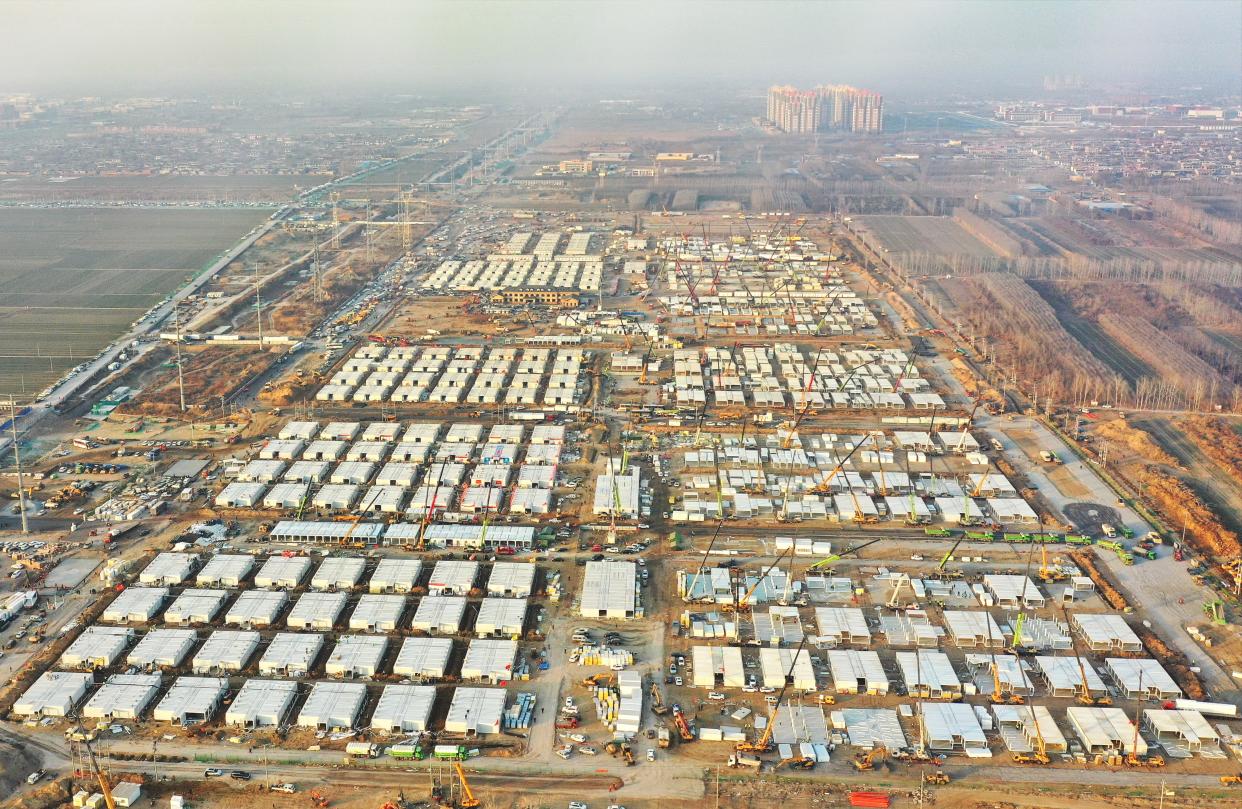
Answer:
[349,594,406,632]
[225,590,288,628]
[826,650,889,695]
[474,597,527,638]
[61,626,134,669]
[259,632,325,678]
[445,687,506,735]
[393,636,453,679]
[139,553,197,586]
[428,560,479,596]
[369,558,424,593]
[102,587,169,624]
[311,557,366,590]
[127,628,197,668]
[371,684,437,733]
[254,555,312,589]
[486,562,536,598]
[326,635,389,678]
[411,596,467,634]
[461,639,518,682]
[580,561,637,619]
[152,676,227,724]
[287,591,348,631]
[298,681,366,730]
[193,630,260,674]
[196,554,255,588]
[82,673,162,720]
[163,589,229,625]
[13,671,93,717]
[226,679,298,728]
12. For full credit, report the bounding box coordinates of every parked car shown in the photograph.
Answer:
[203,769,224,778]
[230,771,252,781]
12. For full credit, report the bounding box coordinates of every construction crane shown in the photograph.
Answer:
[959,466,991,527]
[1063,606,1111,706]
[730,548,793,612]
[81,738,117,809]
[986,617,1024,705]
[734,636,808,755]
[452,760,481,808]
[1010,707,1050,765]
[809,537,886,571]
[682,520,725,602]
[808,433,870,492]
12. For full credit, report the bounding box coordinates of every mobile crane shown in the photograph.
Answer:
[734,636,808,755]
[452,760,481,808]
[81,739,117,809]
[808,537,886,571]
[728,547,793,612]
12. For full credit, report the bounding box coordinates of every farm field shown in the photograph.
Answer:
[854,214,999,258]
[1029,280,1156,386]
[0,207,270,396]
[1132,415,1242,539]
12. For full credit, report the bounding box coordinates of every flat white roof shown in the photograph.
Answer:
[350,594,406,631]
[1067,706,1148,755]
[983,575,1043,606]
[445,687,507,735]
[769,704,830,745]
[288,591,348,629]
[580,561,637,617]
[1072,613,1142,650]
[164,589,229,624]
[140,553,196,585]
[759,646,816,690]
[196,554,255,586]
[838,707,906,749]
[369,558,424,592]
[1144,709,1217,744]
[225,590,289,627]
[298,681,366,729]
[127,628,197,667]
[475,598,527,636]
[827,649,889,694]
[194,630,260,672]
[260,633,325,677]
[1107,657,1181,697]
[461,639,519,681]
[896,650,961,695]
[486,562,536,597]
[83,673,162,719]
[921,701,987,749]
[13,671,93,716]
[411,596,466,633]
[419,524,534,549]
[1033,655,1108,694]
[326,635,388,676]
[428,560,479,595]
[255,555,312,588]
[944,611,1005,647]
[312,557,366,590]
[371,684,437,733]
[394,636,453,678]
[814,607,871,644]
[61,626,133,668]
[227,678,297,726]
[103,587,169,623]
[154,676,227,722]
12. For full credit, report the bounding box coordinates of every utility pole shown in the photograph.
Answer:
[9,395,29,534]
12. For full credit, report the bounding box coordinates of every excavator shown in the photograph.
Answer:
[581,672,613,689]
[649,680,669,715]
[1221,773,1242,786]
[852,745,887,772]
[775,756,816,771]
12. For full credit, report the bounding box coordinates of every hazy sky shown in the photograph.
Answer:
[4,0,1240,98]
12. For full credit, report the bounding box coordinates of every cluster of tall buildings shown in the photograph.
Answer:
[766,84,883,134]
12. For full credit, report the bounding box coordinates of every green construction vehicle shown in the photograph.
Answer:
[965,530,996,541]
[1065,534,1094,546]
[924,527,954,537]
[1003,533,1034,543]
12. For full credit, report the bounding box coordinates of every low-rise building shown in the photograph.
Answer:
[259,632,324,678]
[13,671,93,717]
[287,591,348,631]
[153,677,227,724]
[82,673,162,720]
[325,635,388,678]
[298,681,366,730]
[193,630,260,674]
[226,679,298,728]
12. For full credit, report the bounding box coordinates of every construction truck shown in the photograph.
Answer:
[657,726,671,749]
[621,743,635,766]
[672,704,694,741]
[1125,753,1166,768]
[924,771,950,785]
[727,752,761,769]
